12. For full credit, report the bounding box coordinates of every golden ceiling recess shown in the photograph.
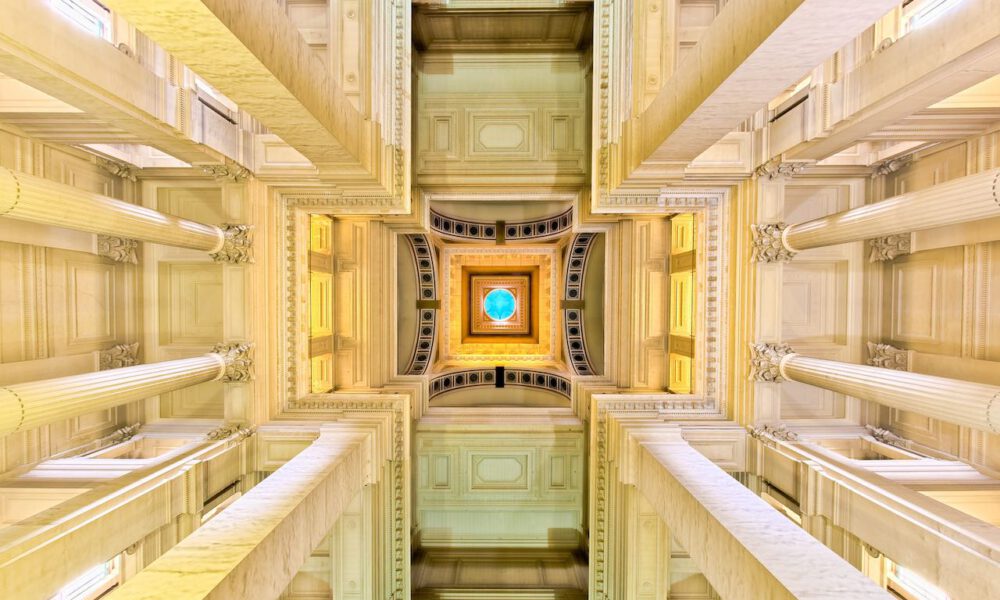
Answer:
[442,245,559,367]
[467,273,535,338]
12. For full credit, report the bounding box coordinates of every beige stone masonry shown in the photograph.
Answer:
[0,0,229,166]
[0,167,253,261]
[752,168,1000,261]
[609,418,891,599]
[751,343,1000,434]
[105,421,382,599]
[101,0,372,177]
[618,0,900,184]
[0,344,251,435]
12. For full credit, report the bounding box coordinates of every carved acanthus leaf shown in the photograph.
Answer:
[868,235,911,262]
[210,224,253,264]
[866,342,909,371]
[749,343,794,382]
[871,155,912,177]
[755,159,808,180]
[97,235,138,264]
[112,422,142,443]
[750,223,796,263]
[748,423,800,443]
[212,342,254,382]
[99,343,140,370]
[865,424,905,448]
[200,163,251,183]
[206,423,256,441]
[97,158,138,182]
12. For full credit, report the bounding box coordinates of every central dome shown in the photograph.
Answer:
[483,288,516,321]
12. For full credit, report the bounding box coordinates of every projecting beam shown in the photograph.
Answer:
[105,423,379,600]
[785,0,1000,161]
[0,0,228,167]
[103,0,383,183]
[619,0,900,184]
[611,420,892,599]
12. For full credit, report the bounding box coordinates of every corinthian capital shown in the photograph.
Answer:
[868,235,911,262]
[749,343,794,382]
[212,342,254,382]
[210,224,253,264]
[751,223,796,263]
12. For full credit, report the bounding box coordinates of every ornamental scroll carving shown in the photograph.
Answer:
[210,224,253,264]
[865,425,905,448]
[212,342,254,382]
[97,236,138,264]
[868,235,911,262]
[97,158,138,182]
[200,163,251,183]
[755,159,808,180]
[866,342,909,371]
[99,343,140,370]
[750,223,796,263]
[748,343,794,382]
[748,423,800,443]
[206,423,256,441]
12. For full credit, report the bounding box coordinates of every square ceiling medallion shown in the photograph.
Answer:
[441,245,559,366]
[469,274,531,336]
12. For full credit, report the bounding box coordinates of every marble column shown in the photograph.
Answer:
[0,167,251,262]
[750,343,1000,434]
[105,423,375,600]
[0,343,252,435]
[611,418,890,599]
[752,168,1000,261]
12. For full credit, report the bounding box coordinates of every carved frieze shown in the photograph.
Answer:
[210,224,253,264]
[99,343,140,370]
[748,343,794,382]
[97,235,139,264]
[751,223,796,263]
[866,342,909,371]
[212,342,254,382]
[868,235,911,262]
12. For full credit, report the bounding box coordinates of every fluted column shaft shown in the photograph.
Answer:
[779,354,1000,434]
[0,166,224,252]
[0,345,250,435]
[784,168,1000,251]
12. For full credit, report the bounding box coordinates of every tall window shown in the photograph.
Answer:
[51,0,111,41]
[904,0,964,31]
[49,557,120,600]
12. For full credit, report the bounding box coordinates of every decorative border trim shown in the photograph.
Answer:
[429,368,571,399]
[430,207,574,242]
[565,233,599,376]
[404,235,437,375]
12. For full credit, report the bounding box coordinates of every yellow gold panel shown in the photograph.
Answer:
[310,354,334,393]
[670,213,695,255]
[309,214,333,255]
[310,272,333,337]
[668,353,693,394]
[670,271,694,337]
